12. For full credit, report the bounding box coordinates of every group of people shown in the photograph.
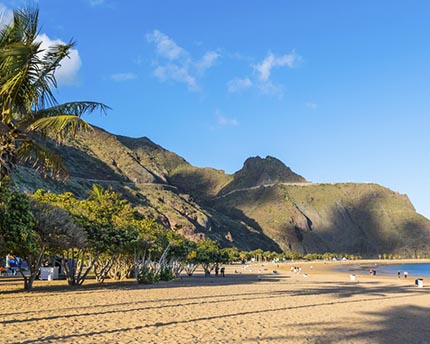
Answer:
[214,265,225,277]
[397,271,408,278]
[290,266,302,273]
[1,255,20,276]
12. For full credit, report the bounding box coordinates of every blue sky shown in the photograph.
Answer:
[2,1,430,217]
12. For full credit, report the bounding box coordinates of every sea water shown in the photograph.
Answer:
[336,263,430,278]
[376,263,430,277]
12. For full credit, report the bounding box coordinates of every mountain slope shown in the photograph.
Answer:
[12,127,430,256]
[208,182,429,256]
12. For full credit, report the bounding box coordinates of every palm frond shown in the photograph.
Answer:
[33,41,75,109]
[15,139,68,178]
[13,7,39,45]
[34,101,111,118]
[0,40,44,116]
[28,115,93,141]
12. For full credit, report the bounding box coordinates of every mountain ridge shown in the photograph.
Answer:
[12,127,430,257]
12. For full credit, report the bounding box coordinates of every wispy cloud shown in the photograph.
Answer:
[228,50,301,96]
[146,30,220,91]
[216,110,239,127]
[153,64,197,90]
[196,51,220,75]
[146,30,185,60]
[110,72,138,82]
[37,34,81,86]
[306,102,318,110]
[257,81,283,96]
[254,51,299,81]
[227,77,253,93]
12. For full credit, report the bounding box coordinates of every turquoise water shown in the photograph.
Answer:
[337,263,430,277]
[376,263,430,277]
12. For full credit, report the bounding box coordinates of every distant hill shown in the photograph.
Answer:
[12,127,430,257]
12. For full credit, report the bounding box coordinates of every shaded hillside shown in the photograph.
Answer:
[209,183,429,256]
[12,127,430,256]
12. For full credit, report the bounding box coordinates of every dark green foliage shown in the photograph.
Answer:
[159,265,175,281]
[0,180,36,257]
[137,267,160,284]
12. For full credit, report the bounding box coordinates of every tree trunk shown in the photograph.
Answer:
[20,249,45,291]
[62,249,96,286]
[94,256,115,283]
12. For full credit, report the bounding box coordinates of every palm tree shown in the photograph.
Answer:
[0,7,109,180]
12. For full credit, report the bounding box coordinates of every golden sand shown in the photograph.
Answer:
[1,261,429,343]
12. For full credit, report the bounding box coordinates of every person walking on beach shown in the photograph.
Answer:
[220,267,225,277]
[404,271,408,278]
[397,271,401,278]
[215,265,219,277]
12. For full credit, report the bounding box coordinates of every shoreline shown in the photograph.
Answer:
[1,259,430,343]
[2,258,430,293]
[277,258,430,280]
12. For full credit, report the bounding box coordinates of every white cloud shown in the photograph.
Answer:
[146,30,186,60]
[254,51,300,81]
[146,30,219,91]
[227,78,253,93]
[196,51,220,74]
[153,64,198,91]
[37,34,81,86]
[227,50,301,96]
[306,102,318,110]
[216,110,239,127]
[110,72,138,82]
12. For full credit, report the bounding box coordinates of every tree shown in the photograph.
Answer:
[22,201,85,290]
[222,247,240,263]
[167,233,197,276]
[33,187,135,285]
[195,240,228,276]
[0,7,108,180]
[1,181,84,290]
[0,179,35,261]
[32,187,174,285]
[250,248,264,262]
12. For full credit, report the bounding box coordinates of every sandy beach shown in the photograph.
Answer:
[1,261,430,344]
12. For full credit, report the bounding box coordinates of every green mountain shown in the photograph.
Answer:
[13,127,430,256]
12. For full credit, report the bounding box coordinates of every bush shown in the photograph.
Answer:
[159,266,175,281]
[137,268,160,284]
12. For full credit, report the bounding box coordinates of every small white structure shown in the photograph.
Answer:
[40,267,59,280]
[350,274,356,282]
